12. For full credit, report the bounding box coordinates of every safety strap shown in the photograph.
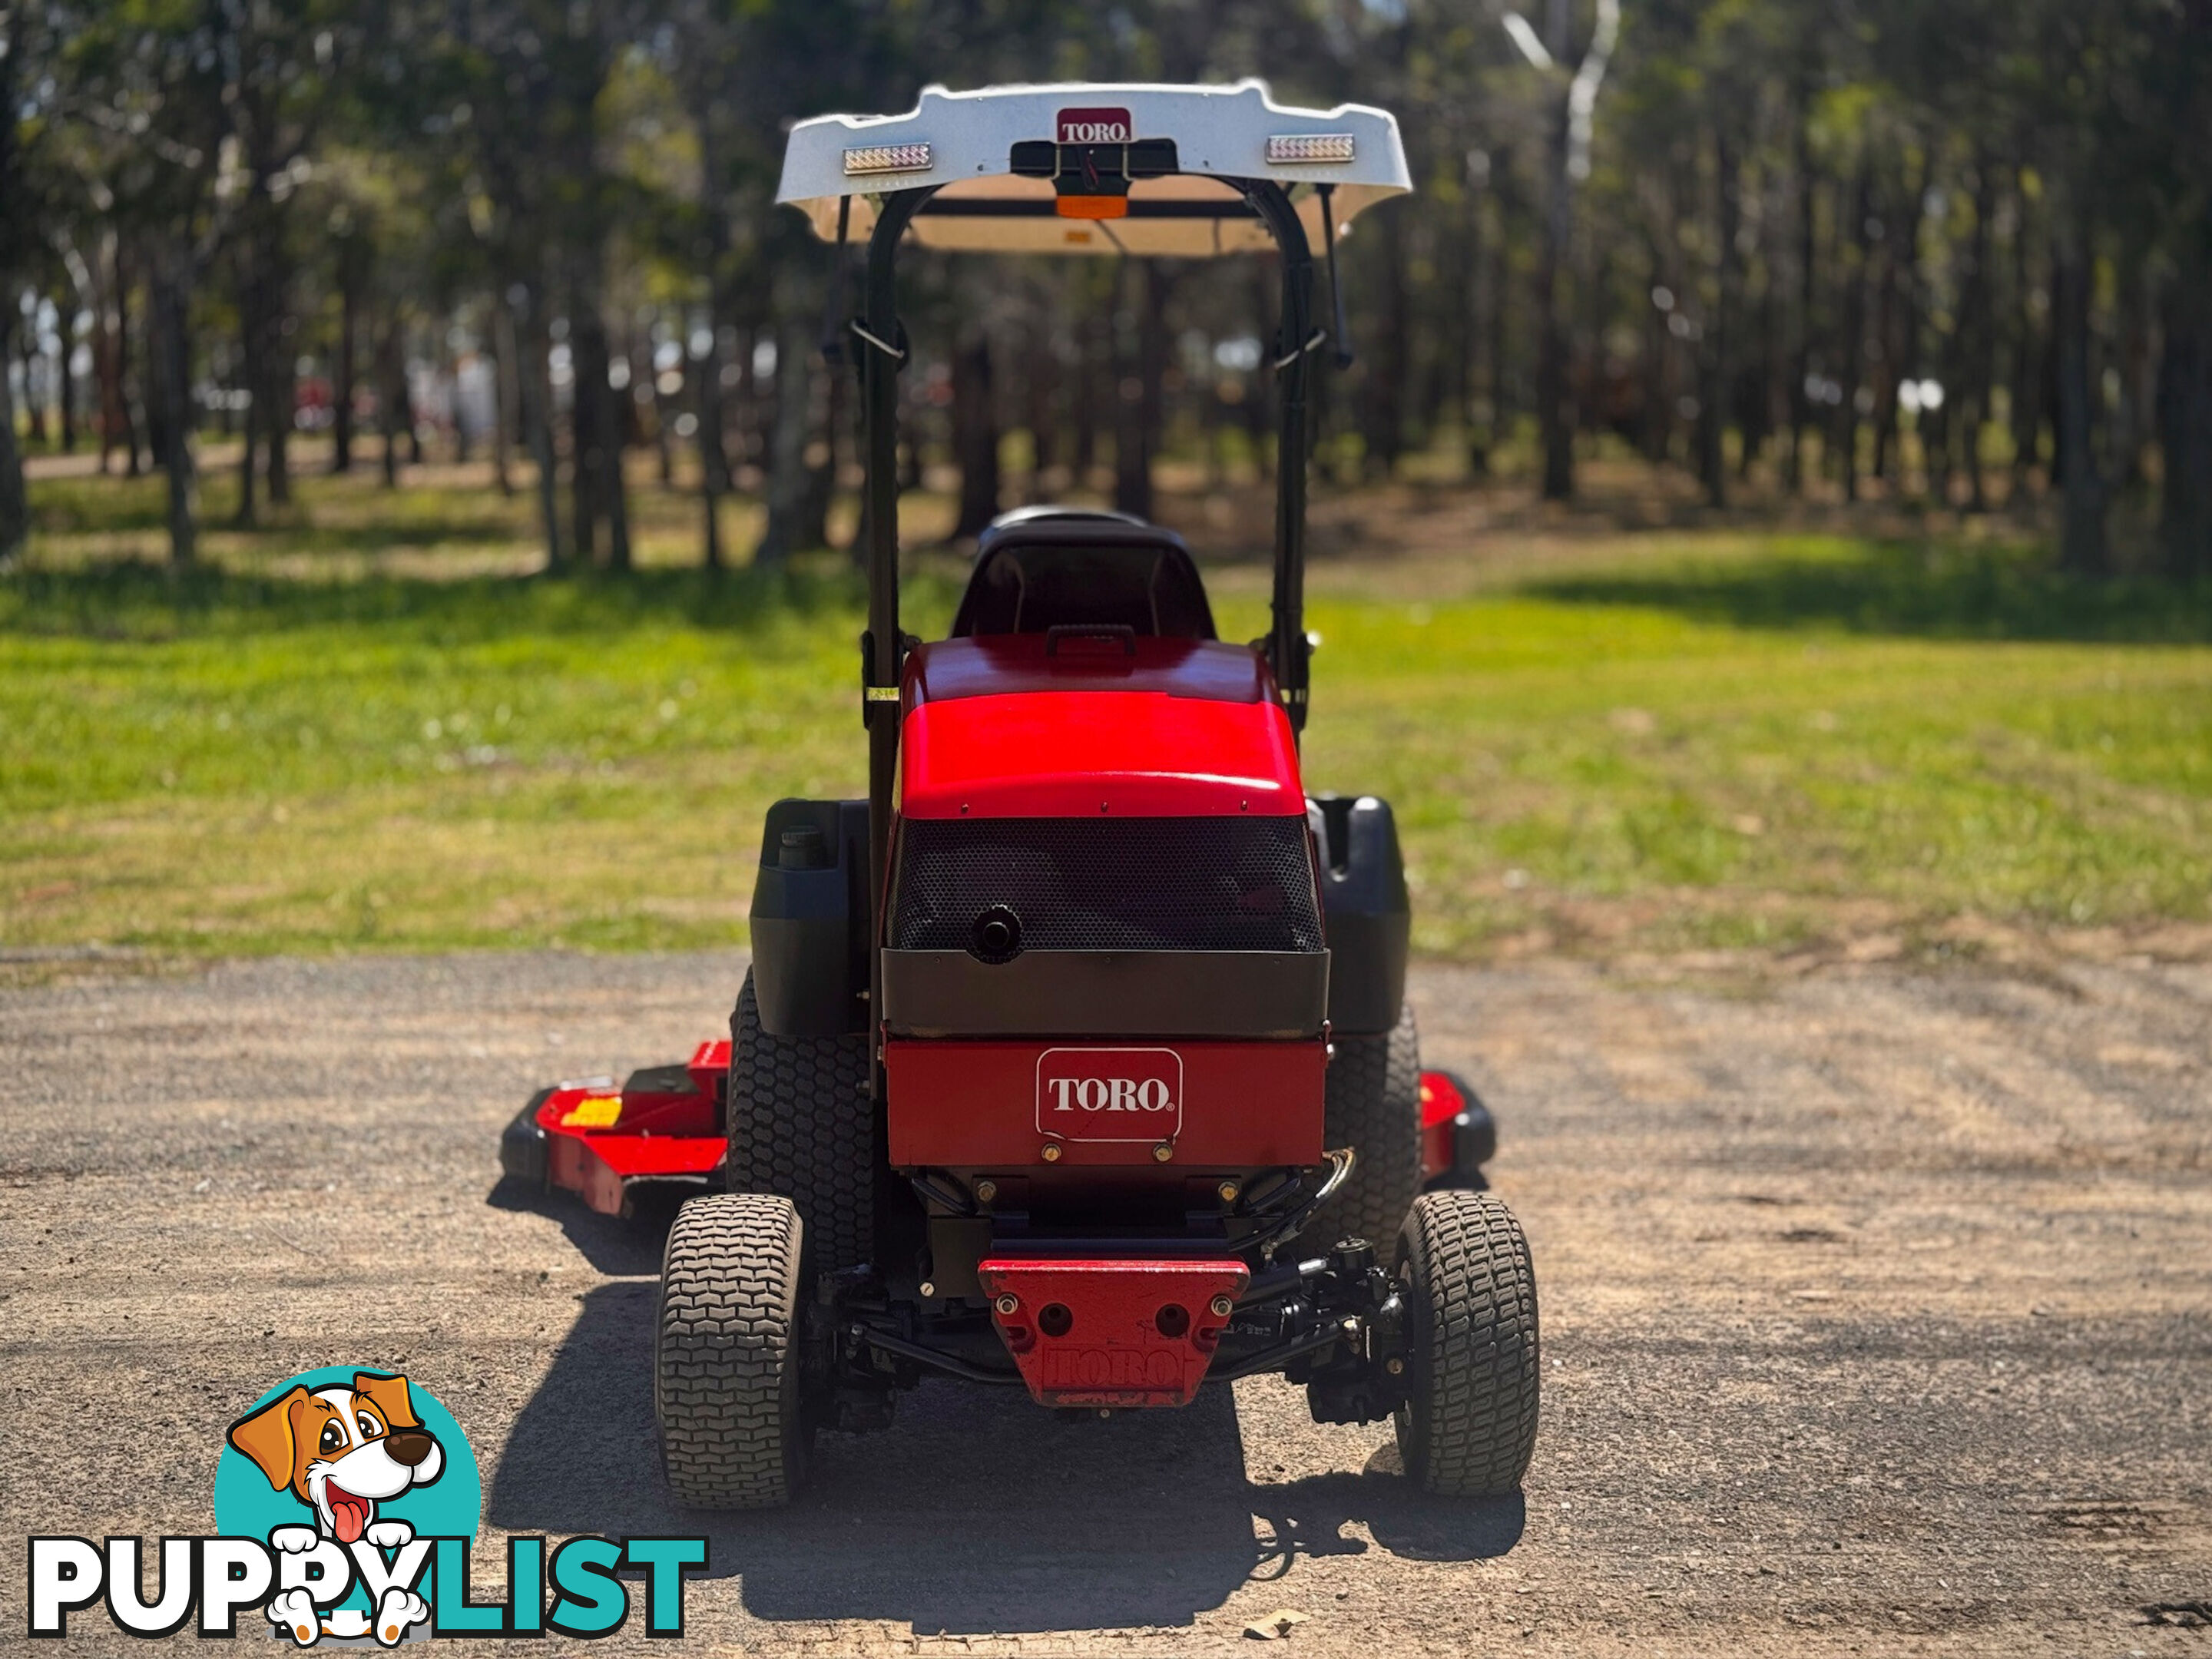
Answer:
[849,320,906,362]
[1272,329,1328,371]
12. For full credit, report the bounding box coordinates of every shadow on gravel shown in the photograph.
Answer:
[1250,1459,1525,1572]
[488,1273,1526,1634]
[483,1175,677,1277]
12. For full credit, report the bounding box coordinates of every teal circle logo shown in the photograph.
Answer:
[214,1368,480,1632]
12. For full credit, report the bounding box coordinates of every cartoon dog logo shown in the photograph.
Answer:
[227,1372,442,1644]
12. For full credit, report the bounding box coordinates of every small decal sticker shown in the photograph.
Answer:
[1058,107,1134,144]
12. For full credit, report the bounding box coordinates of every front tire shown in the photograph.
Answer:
[1394,1190,1540,1498]
[656,1193,813,1508]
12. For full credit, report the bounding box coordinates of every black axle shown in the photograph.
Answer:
[814,1233,1409,1429]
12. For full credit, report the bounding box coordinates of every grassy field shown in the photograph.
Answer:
[5,457,2210,962]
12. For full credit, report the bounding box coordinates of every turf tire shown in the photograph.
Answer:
[1312,1002,1423,1250]
[1393,1189,1540,1498]
[726,971,873,1276]
[656,1192,812,1508]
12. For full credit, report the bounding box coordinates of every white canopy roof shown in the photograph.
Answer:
[777,81,1410,258]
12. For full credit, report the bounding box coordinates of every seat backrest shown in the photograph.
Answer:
[950,513,1217,640]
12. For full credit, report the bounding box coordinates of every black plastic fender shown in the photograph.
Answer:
[1307,793,1412,1037]
[750,797,872,1035]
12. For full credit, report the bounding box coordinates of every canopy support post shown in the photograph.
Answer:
[1240,180,1318,741]
[859,187,936,1134]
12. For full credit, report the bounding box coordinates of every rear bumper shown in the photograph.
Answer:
[978,1257,1250,1406]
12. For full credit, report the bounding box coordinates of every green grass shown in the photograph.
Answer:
[5,468,2210,959]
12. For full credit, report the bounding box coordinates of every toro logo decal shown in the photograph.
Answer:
[1058,106,1133,144]
[1036,1046,1182,1142]
[25,1366,707,1643]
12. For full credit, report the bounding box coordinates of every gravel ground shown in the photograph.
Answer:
[2,951,2208,1656]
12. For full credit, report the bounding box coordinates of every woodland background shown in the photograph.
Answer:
[3,2,2211,965]
[3,0,2210,575]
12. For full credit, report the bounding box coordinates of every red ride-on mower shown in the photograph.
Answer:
[499,81,1535,1507]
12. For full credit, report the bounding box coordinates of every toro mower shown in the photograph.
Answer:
[500,81,1536,1506]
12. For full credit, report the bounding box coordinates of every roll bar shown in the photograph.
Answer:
[849,178,1320,1085]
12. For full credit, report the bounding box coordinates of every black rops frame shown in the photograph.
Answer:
[849,177,1320,1141]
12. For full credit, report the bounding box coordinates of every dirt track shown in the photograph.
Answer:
[2,951,2208,1655]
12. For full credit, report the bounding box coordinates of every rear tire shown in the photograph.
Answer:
[657,1192,812,1508]
[1313,1002,1422,1249]
[727,971,873,1276]
[1393,1189,1540,1498]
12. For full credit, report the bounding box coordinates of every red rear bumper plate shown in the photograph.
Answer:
[978,1257,1250,1407]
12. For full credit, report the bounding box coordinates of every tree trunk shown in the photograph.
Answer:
[1026,323,1058,497]
[570,304,606,566]
[1143,264,1171,498]
[757,315,820,565]
[575,300,631,571]
[2051,225,2105,574]
[600,339,631,571]
[2158,274,2212,580]
[21,325,47,445]
[952,323,1000,538]
[2008,174,2045,498]
[1836,163,1873,501]
[1112,264,1153,519]
[518,299,565,571]
[265,310,292,504]
[151,260,197,565]
[381,314,403,489]
[1536,96,1575,501]
[1697,126,1738,508]
[118,249,144,477]
[490,291,517,496]
[0,309,26,563]
[449,333,471,467]
[58,306,78,454]
[333,270,357,473]
[97,259,123,475]
[1960,157,1996,512]
[1361,210,1409,479]
[1788,110,1816,493]
[1072,310,1101,485]
[1869,205,1899,487]
[1463,176,1491,477]
[236,313,261,526]
[695,306,730,571]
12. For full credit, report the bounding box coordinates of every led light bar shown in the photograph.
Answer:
[843,142,932,176]
[1266,133,1356,165]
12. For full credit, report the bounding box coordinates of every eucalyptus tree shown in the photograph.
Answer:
[0,1,54,560]
[215,0,363,522]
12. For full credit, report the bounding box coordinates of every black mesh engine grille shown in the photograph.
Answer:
[892,816,1324,954]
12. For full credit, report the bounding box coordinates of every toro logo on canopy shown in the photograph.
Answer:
[1058,106,1133,144]
[1036,1046,1183,1142]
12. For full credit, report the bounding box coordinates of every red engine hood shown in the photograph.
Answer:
[899,637,1306,819]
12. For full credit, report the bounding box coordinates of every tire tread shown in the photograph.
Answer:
[727,972,873,1274]
[1315,1002,1422,1247]
[656,1191,809,1508]
[1395,1189,1540,1498]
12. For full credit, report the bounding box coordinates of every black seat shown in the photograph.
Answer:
[950,508,1217,640]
